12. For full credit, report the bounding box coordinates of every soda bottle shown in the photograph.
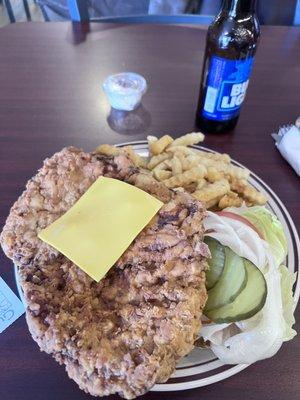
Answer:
[195,0,260,134]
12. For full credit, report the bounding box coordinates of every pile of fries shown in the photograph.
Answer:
[94,132,267,210]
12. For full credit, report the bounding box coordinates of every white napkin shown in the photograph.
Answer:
[272,124,300,176]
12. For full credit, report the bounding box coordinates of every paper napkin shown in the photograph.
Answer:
[272,123,300,176]
[0,277,25,333]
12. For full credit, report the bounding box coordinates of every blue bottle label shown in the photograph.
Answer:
[202,56,254,121]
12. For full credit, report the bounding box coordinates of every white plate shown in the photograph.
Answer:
[14,141,300,392]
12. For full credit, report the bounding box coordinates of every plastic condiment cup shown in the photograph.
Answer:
[103,72,147,111]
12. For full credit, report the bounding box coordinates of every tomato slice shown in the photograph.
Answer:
[215,211,264,239]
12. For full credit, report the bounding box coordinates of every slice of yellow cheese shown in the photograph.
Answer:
[38,177,163,281]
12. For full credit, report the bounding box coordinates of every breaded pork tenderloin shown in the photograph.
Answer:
[0,147,208,399]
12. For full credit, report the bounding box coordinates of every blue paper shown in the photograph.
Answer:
[0,277,25,333]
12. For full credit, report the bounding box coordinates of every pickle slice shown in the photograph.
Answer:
[205,247,247,311]
[204,236,226,290]
[205,259,267,323]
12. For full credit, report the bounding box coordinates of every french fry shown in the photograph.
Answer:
[147,153,170,169]
[93,144,119,156]
[166,145,196,156]
[122,146,147,167]
[230,178,247,193]
[149,135,173,155]
[168,147,230,164]
[206,167,224,183]
[206,196,224,209]
[195,157,250,181]
[153,169,172,181]
[227,165,250,181]
[230,179,267,205]
[152,159,172,173]
[147,135,158,155]
[182,154,200,170]
[163,165,207,188]
[170,151,198,172]
[172,151,186,170]
[217,153,231,164]
[198,151,231,164]
[243,185,267,205]
[193,179,230,204]
[196,178,206,189]
[95,132,266,212]
[169,132,204,148]
[171,156,183,175]
[173,187,185,193]
[184,182,198,193]
[147,135,158,144]
[218,192,244,209]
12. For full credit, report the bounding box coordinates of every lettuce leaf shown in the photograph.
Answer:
[279,265,297,341]
[240,206,288,266]
[201,209,296,365]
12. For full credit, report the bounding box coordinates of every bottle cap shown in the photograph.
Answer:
[103,72,147,111]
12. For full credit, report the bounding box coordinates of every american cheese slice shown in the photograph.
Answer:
[38,177,163,281]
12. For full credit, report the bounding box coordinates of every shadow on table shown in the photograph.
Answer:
[107,104,151,135]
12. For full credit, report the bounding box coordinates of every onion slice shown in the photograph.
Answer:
[216,211,263,239]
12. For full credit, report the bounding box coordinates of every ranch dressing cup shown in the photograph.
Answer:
[103,73,147,111]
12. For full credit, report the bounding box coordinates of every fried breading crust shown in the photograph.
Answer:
[0,147,208,399]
